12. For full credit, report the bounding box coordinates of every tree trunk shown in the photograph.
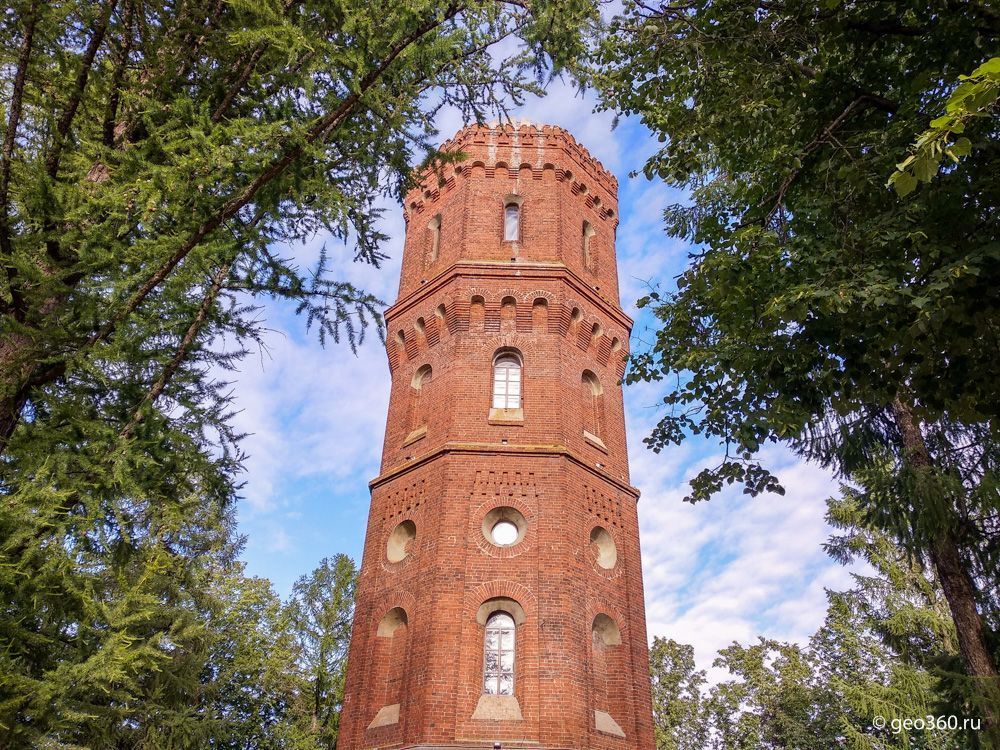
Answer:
[892,397,1000,738]
[0,335,38,455]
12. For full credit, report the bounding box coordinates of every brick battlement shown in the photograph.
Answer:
[404,122,619,229]
[395,123,624,304]
[440,122,618,192]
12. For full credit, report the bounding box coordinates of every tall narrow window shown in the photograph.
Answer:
[532,298,548,331]
[500,296,516,331]
[492,352,522,409]
[582,370,603,438]
[504,202,520,241]
[410,364,432,433]
[470,295,485,330]
[583,221,596,271]
[427,214,441,264]
[368,607,409,729]
[483,611,515,695]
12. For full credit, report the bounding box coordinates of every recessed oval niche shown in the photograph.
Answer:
[590,526,618,569]
[386,519,416,562]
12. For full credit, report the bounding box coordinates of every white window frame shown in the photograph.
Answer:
[492,353,522,409]
[483,611,515,695]
[504,202,520,241]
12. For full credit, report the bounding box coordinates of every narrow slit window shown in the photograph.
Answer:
[504,203,520,241]
[583,221,596,271]
[483,611,515,695]
[582,370,603,437]
[427,214,441,263]
[492,353,522,409]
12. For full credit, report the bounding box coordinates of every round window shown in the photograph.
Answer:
[491,520,519,546]
[481,506,527,549]
[589,526,618,569]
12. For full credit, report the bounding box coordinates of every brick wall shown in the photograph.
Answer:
[339,124,655,750]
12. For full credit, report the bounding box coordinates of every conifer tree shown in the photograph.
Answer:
[206,567,309,750]
[650,496,972,749]
[206,558,358,750]
[284,554,357,748]
[0,1,597,744]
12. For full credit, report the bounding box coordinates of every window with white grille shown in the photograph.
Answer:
[492,353,521,409]
[483,611,515,695]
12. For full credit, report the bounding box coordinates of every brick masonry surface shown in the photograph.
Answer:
[338,123,655,750]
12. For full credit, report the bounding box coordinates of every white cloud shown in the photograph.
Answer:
[634,437,853,678]
[264,526,292,553]
[228,194,405,518]
[230,327,391,514]
[224,80,860,676]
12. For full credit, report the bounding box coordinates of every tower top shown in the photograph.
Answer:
[396,122,622,303]
[403,121,618,225]
[440,121,617,190]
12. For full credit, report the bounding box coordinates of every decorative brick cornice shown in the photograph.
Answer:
[385,260,633,331]
[369,441,640,499]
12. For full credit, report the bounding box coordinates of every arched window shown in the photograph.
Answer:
[492,352,522,409]
[500,296,516,331]
[412,364,432,390]
[483,611,515,695]
[470,295,485,330]
[532,298,548,331]
[504,202,520,241]
[406,365,432,439]
[591,613,627,738]
[368,607,410,729]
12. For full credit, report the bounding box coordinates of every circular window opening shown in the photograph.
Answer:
[590,526,618,569]
[491,520,518,546]
[481,506,527,548]
[386,520,416,563]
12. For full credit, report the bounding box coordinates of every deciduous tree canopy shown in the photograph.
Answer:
[598,0,1000,734]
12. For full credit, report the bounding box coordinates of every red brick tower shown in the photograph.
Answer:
[339,123,655,750]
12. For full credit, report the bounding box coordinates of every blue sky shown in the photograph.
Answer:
[229,78,857,678]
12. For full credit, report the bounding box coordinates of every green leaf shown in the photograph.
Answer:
[951,137,972,157]
[912,157,937,183]
[890,171,918,196]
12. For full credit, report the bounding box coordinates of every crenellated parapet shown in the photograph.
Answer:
[404,122,618,225]
[396,121,623,305]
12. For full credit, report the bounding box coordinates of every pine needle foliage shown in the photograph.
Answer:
[0,0,598,745]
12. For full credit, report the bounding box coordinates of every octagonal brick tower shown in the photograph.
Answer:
[338,123,655,750]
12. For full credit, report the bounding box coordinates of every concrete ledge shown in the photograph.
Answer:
[402,425,427,446]
[488,408,524,425]
[472,694,523,721]
[594,709,625,738]
[583,430,608,452]
[367,703,400,729]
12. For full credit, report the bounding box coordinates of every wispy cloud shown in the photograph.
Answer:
[634,440,851,678]
[226,82,856,675]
